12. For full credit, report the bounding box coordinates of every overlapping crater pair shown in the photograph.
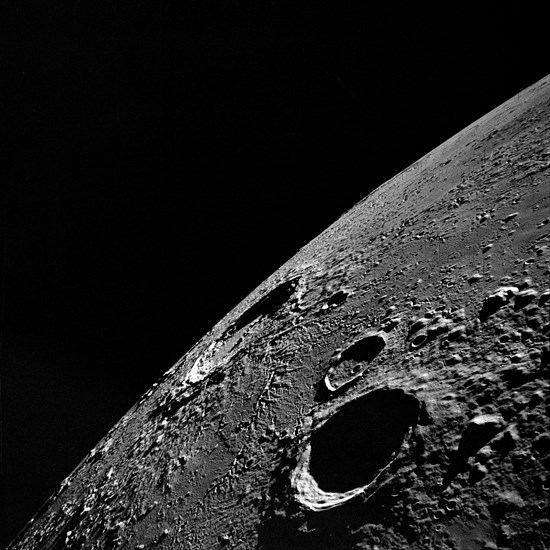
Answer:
[222,279,418,512]
[294,327,420,511]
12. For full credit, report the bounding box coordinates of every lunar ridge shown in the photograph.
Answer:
[8,75,550,549]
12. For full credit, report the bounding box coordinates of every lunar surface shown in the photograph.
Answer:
[8,76,550,549]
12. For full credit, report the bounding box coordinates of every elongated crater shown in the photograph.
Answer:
[323,333,386,394]
[224,277,300,337]
[309,389,419,493]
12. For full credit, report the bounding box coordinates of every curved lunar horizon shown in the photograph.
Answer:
[9,75,550,549]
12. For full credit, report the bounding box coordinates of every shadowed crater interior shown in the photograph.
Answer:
[317,334,388,401]
[309,389,419,493]
[223,277,300,337]
[340,334,386,363]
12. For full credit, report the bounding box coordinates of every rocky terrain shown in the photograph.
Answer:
[8,75,550,549]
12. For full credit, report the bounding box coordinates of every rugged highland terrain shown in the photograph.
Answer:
[8,76,550,549]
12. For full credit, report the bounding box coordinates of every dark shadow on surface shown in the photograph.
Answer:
[223,277,300,338]
[310,389,419,493]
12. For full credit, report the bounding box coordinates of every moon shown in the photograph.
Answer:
[9,76,550,550]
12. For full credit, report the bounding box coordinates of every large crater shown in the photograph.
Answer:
[308,389,419,493]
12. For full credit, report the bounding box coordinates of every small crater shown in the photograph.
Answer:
[410,332,428,349]
[407,316,452,350]
[323,333,386,393]
[326,289,349,307]
[309,389,420,493]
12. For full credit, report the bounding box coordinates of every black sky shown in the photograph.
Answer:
[1,3,547,546]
